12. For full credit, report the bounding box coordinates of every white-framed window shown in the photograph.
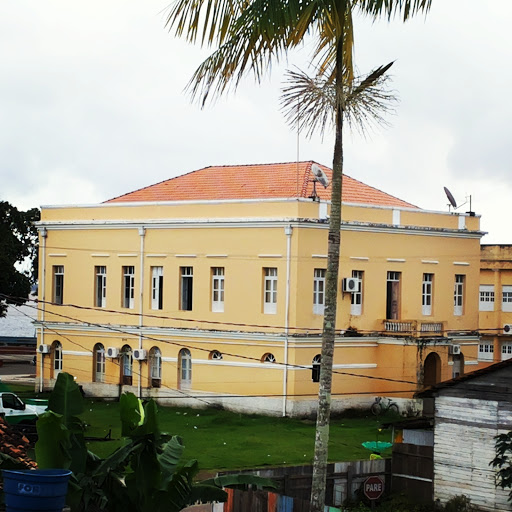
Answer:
[95,266,107,308]
[94,343,105,382]
[351,270,363,316]
[53,265,64,305]
[212,267,225,313]
[502,342,512,361]
[149,347,162,386]
[122,266,135,309]
[121,345,133,385]
[180,267,193,311]
[262,353,276,363]
[313,269,326,315]
[478,342,494,362]
[179,348,192,389]
[454,274,465,316]
[502,286,512,312]
[209,350,223,360]
[386,271,401,320]
[263,267,278,314]
[151,266,164,310]
[479,285,495,312]
[52,340,62,378]
[422,273,433,316]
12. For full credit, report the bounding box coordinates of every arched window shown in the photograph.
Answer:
[51,341,62,379]
[149,347,162,388]
[93,343,105,383]
[178,349,191,389]
[423,352,441,388]
[262,353,276,363]
[312,354,321,383]
[209,350,223,360]
[121,345,133,386]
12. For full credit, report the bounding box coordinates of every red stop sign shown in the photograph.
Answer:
[364,476,384,500]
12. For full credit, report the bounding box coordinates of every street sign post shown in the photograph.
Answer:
[363,475,384,501]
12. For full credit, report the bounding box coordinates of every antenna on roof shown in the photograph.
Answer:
[443,187,475,216]
[444,186,457,211]
[309,164,330,201]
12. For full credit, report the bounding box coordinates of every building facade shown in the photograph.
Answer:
[417,359,512,511]
[479,245,512,367]
[35,162,484,416]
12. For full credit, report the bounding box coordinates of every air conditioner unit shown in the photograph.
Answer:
[38,344,50,354]
[449,344,461,355]
[504,324,512,335]
[106,347,119,358]
[342,277,361,293]
[133,349,147,361]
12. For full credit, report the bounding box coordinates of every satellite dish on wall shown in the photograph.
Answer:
[311,164,330,188]
[443,186,457,209]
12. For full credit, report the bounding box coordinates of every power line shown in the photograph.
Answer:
[10,299,421,386]
[3,293,491,336]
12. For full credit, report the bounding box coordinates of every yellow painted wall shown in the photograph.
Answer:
[36,198,484,408]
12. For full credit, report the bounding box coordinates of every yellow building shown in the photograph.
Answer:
[35,162,485,416]
[478,245,512,367]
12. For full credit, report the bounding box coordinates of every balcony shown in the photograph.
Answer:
[383,320,444,336]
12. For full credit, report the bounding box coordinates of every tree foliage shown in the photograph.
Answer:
[280,62,397,139]
[32,373,276,512]
[0,200,40,317]
[491,431,512,501]
[165,2,431,510]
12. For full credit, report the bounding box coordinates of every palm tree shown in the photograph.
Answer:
[166,2,432,510]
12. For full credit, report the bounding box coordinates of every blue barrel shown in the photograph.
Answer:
[1,469,72,512]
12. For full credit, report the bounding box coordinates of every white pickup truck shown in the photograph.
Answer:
[0,392,48,424]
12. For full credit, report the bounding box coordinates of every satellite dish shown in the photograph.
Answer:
[311,164,329,188]
[444,187,457,209]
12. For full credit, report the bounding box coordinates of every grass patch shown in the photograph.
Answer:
[81,401,397,471]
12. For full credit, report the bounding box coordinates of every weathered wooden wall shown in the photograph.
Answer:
[391,443,433,504]
[434,395,512,511]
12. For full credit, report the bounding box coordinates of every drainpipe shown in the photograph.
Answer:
[282,225,293,417]
[138,226,146,399]
[39,227,47,393]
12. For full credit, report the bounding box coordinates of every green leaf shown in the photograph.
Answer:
[201,473,277,490]
[120,393,144,436]
[188,484,227,505]
[92,440,138,478]
[0,451,33,470]
[157,436,185,490]
[35,411,72,469]
[48,372,85,419]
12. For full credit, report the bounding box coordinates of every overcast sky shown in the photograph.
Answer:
[1,1,510,243]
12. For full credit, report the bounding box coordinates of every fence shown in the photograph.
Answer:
[391,443,433,504]
[200,458,391,511]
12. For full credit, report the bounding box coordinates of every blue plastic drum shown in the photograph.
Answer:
[1,469,72,512]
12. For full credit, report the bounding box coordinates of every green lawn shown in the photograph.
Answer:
[80,400,395,471]
[1,383,396,471]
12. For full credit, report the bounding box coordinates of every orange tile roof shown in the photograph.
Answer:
[106,161,418,209]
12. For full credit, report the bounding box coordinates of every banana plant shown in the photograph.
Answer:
[35,373,275,512]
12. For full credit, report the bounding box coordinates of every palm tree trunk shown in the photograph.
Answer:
[309,31,345,512]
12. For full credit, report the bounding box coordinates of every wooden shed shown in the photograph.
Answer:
[417,359,512,511]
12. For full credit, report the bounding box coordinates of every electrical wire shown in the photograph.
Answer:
[7,298,422,386]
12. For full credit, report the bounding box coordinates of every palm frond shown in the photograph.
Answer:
[166,0,245,46]
[356,0,432,21]
[280,69,335,138]
[168,0,358,105]
[280,62,397,138]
